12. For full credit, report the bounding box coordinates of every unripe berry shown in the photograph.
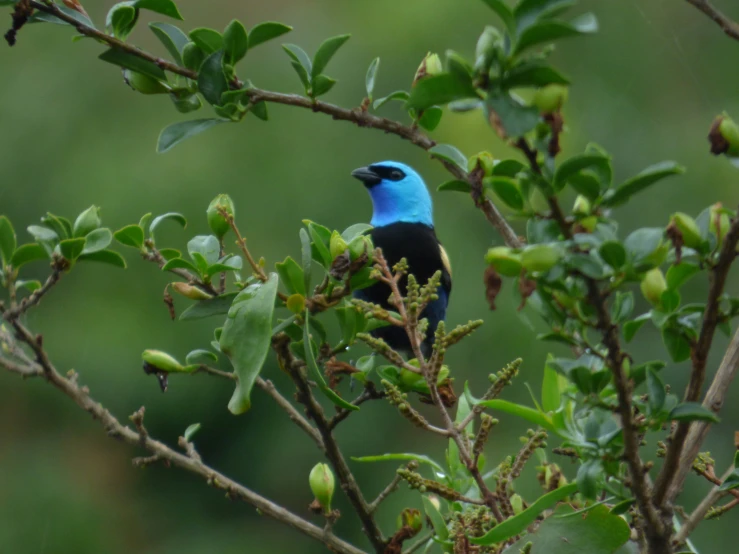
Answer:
[309,463,335,513]
[485,246,522,277]
[207,194,235,239]
[640,268,667,307]
[532,84,568,113]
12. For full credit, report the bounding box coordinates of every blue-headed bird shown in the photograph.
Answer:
[351,161,451,357]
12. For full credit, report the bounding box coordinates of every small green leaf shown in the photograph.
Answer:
[437,180,470,193]
[577,459,602,500]
[99,48,167,81]
[106,3,137,40]
[73,206,101,238]
[341,224,372,243]
[610,291,634,323]
[183,423,201,442]
[247,22,292,49]
[352,453,445,475]
[82,228,113,254]
[485,176,524,210]
[149,22,189,66]
[198,50,228,106]
[299,228,312,294]
[10,243,48,269]
[477,399,554,431]
[150,212,187,238]
[669,402,720,423]
[0,215,16,265]
[78,249,127,268]
[365,57,380,100]
[503,61,569,88]
[418,106,443,131]
[311,34,350,79]
[514,13,599,55]
[41,213,71,240]
[666,263,700,290]
[373,90,409,110]
[553,153,611,191]
[223,19,248,64]
[599,241,626,270]
[567,253,605,279]
[311,74,337,97]
[646,368,666,414]
[422,495,450,543]
[492,159,526,177]
[662,327,691,363]
[114,224,145,249]
[59,238,86,261]
[189,27,223,54]
[470,483,578,545]
[541,355,563,413]
[479,0,516,34]
[719,470,739,492]
[221,275,279,414]
[407,73,478,111]
[157,119,226,153]
[180,292,237,320]
[429,144,467,172]
[249,101,268,121]
[283,44,312,91]
[486,89,539,137]
[16,279,41,292]
[187,235,220,266]
[135,0,182,20]
[602,161,685,208]
[276,256,307,296]
[185,349,218,365]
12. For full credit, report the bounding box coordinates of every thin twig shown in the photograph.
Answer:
[685,0,739,41]
[2,264,63,320]
[368,472,403,513]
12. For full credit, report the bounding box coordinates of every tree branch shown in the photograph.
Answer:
[27,0,520,250]
[685,0,739,42]
[2,263,63,320]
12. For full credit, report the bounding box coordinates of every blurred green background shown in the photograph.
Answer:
[2,1,739,552]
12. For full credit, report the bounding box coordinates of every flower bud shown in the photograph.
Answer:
[510,494,524,515]
[467,151,495,176]
[73,206,101,237]
[207,194,235,239]
[397,508,423,533]
[640,268,667,307]
[708,203,731,245]
[309,463,335,513]
[572,195,591,216]
[286,293,306,314]
[484,247,522,277]
[330,231,349,259]
[580,216,598,233]
[670,212,702,249]
[474,26,502,73]
[520,244,562,273]
[717,116,739,156]
[123,70,170,94]
[171,282,214,300]
[532,84,569,113]
[413,52,443,87]
[142,349,185,372]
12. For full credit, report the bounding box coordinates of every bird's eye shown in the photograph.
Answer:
[390,170,404,181]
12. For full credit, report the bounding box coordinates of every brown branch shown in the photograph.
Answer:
[654,214,739,507]
[685,0,739,42]
[274,334,386,552]
[0,324,365,554]
[328,383,384,430]
[26,0,520,250]
[2,263,64,320]
[368,471,403,513]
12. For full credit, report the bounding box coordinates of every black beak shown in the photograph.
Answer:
[351,166,382,187]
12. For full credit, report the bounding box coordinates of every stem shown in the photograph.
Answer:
[2,264,63,319]
[685,0,739,41]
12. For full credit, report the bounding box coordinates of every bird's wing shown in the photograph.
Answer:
[438,243,452,294]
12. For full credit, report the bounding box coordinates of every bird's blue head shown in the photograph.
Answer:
[351,161,433,228]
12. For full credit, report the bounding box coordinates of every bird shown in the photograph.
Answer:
[350,161,452,358]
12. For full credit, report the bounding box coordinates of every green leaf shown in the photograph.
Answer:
[646,367,666,414]
[599,241,626,270]
[247,22,292,49]
[311,34,350,79]
[418,106,443,131]
[82,228,112,255]
[577,459,602,500]
[114,224,145,249]
[602,161,685,208]
[283,44,312,91]
[29,4,95,28]
[504,61,569,88]
[149,22,189,65]
[249,101,268,121]
[276,256,307,296]
[479,0,516,35]
[16,279,41,292]
[59,238,86,261]
[406,73,478,111]
[220,275,278,414]
[477,399,553,431]
[99,48,166,81]
[365,57,380,100]
[429,144,467,172]
[567,253,605,279]
[437,180,470,193]
[187,235,220,266]
[486,89,540,137]
[669,402,720,423]
[470,483,578,545]
[41,213,71,240]
[135,0,182,20]
[719,470,739,492]
[299,228,312,294]
[303,311,359,411]
[662,327,691,363]
[198,50,228,106]
[352,453,445,475]
[185,349,218,365]
[78,249,127,268]
[485,176,524,210]
[514,0,576,31]
[610,291,634,323]
[422,495,450,543]
[502,504,630,554]
[553,153,611,191]
[666,263,700,290]
[541,355,563,413]
[157,119,226,153]
[223,19,248,64]
[150,212,187,238]
[106,3,137,40]
[183,423,201,442]
[180,292,237,320]
[341,224,372,243]
[373,90,409,110]
[0,216,16,265]
[10,243,48,269]
[623,314,649,343]
[514,13,599,55]
[311,74,337,97]
[189,27,223,55]
[27,225,58,247]
[568,172,601,200]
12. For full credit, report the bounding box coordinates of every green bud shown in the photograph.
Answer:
[330,231,349,259]
[171,282,213,300]
[640,268,667,307]
[73,206,101,237]
[520,244,562,273]
[532,84,569,113]
[580,216,598,233]
[399,368,425,388]
[474,26,502,73]
[485,246,522,277]
[207,194,235,238]
[572,195,591,215]
[309,463,335,513]
[718,116,739,156]
[349,234,373,261]
[510,493,524,515]
[182,42,205,72]
[142,349,185,372]
[123,70,170,94]
[671,212,702,249]
[708,203,731,245]
[413,52,443,86]
[286,293,306,314]
[397,508,423,532]
[467,151,495,175]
